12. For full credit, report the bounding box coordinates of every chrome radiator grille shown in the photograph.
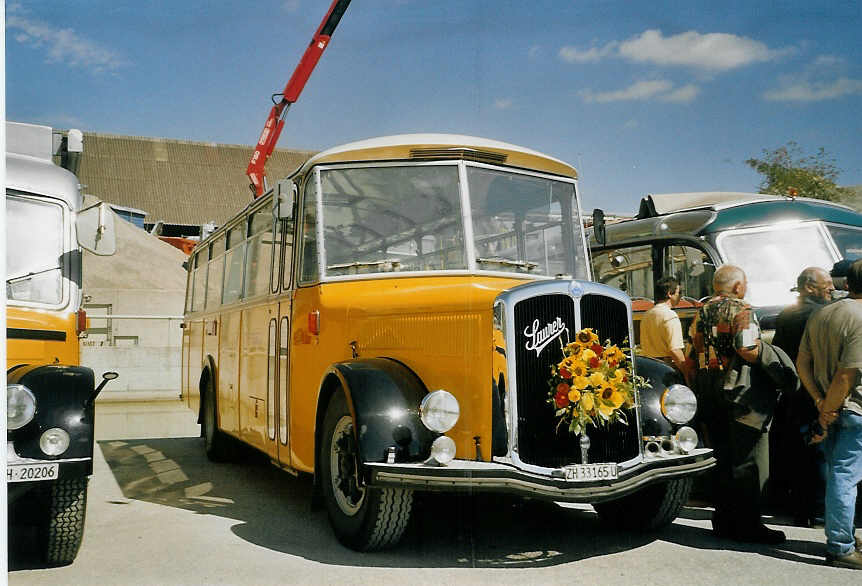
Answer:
[512,291,640,469]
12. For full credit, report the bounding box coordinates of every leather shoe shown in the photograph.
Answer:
[826,550,862,570]
[734,525,786,545]
[856,536,862,551]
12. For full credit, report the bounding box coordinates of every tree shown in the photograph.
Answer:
[746,142,852,202]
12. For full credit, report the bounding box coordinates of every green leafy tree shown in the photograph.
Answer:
[746,142,852,202]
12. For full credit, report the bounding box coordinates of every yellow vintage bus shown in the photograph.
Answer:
[6,122,116,566]
[181,134,714,550]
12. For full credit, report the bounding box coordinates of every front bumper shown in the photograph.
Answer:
[367,448,715,503]
[6,442,92,503]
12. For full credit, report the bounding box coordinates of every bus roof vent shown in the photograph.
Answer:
[409,147,507,165]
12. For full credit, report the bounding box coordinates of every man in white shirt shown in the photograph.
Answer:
[640,276,688,380]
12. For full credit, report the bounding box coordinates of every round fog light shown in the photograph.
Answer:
[420,390,460,433]
[675,426,698,454]
[429,436,456,465]
[40,428,71,456]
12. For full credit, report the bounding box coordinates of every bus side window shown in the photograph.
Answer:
[281,209,295,291]
[245,209,273,299]
[592,244,655,300]
[206,235,225,309]
[223,224,247,304]
[191,251,207,312]
[299,178,319,284]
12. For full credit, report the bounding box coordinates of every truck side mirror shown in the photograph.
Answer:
[76,202,117,256]
[274,179,296,221]
[592,208,606,246]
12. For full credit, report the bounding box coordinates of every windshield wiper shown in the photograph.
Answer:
[6,266,61,285]
[327,259,402,271]
[477,257,538,271]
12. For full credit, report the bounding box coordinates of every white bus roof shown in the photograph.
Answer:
[294,134,577,179]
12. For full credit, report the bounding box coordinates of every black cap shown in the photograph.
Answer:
[831,259,854,278]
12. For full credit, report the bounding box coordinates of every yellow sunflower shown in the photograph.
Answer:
[567,389,581,403]
[576,328,599,345]
[580,391,595,410]
[580,348,597,363]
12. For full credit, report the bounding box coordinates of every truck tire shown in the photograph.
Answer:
[41,478,88,566]
[202,377,232,462]
[320,391,413,551]
[592,477,692,531]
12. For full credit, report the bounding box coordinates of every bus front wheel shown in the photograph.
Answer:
[38,478,88,566]
[320,391,413,551]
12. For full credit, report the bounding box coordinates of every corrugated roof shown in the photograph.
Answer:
[77,132,315,225]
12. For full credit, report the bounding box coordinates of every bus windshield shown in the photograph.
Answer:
[6,194,65,305]
[717,222,836,307]
[318,163,588,279]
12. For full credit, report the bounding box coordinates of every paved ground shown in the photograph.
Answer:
[8,405,861,585]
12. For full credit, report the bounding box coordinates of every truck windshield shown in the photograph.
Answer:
[318,163,587,279]
[6,194,65,305]
[717,222,836,307]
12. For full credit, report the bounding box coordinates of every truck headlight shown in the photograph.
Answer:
[8,384,36,430]
[40,428,71,456]
[661,384,697,424]
[675,426,698,453]
[419,390,460,433]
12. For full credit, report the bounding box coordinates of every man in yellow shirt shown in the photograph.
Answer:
[640,276,688,380]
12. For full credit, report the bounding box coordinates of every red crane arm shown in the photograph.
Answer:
[246,0,351,197]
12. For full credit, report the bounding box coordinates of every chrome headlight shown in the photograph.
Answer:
[40,428,71,456]
[419,390,460,433]
[661,384,697,424]
[8,384,37,430]
[429,436,457,465]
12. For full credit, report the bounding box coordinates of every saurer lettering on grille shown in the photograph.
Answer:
[523,317,568,357]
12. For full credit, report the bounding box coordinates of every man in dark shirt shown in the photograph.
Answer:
[771,266,833,524]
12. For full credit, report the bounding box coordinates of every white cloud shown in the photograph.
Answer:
[6,4,127,73]
[618,30,787,71]
[763,77,862,101]
[559,42,617,64]
[623,119,639,129]
[580,80,673,103]
[658,84,701,103]
[282,0,301,13]
[528,45,542,59]
[559,29,790,72]
[493,98,513,110]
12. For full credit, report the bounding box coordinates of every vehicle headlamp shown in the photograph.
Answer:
[675,426,698,453]
[661,384,697,424]
[40,428,71,456]
[429,436,457,465]
[7,384,37,430]
[419,390,460,433]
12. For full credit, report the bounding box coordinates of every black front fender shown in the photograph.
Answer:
[323,358,436,466]
[634,355,685,437]
[7,364,96,468]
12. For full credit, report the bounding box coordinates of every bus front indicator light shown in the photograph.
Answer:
[40,428,71,456]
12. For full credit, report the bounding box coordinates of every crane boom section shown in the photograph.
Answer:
[246,0,351,197]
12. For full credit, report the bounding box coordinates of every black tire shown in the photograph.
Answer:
[592,477,693,531]
[40,478,88,566]
[202,376,232,462]
[320,392,413,551]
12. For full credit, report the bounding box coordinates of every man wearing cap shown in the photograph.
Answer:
[772,267,834,524]
[797,259,862,570]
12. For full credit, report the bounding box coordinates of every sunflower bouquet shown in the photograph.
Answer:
[548,327,645,435]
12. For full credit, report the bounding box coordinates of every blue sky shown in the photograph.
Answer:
[5,1,862,213]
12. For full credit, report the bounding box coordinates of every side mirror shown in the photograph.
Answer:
[76,202,116,256]
[592,208,606,246]
[86,371,119,408]
[274,179,296,221]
